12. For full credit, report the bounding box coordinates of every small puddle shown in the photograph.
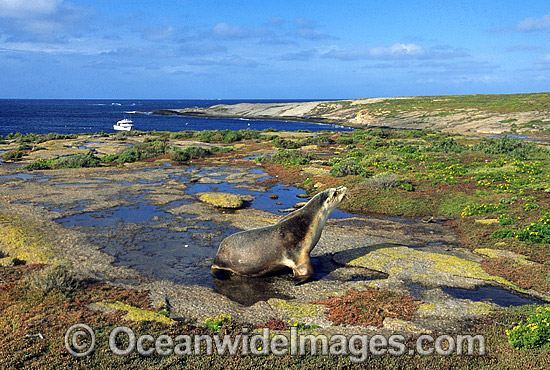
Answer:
[442,286,543,307]
[56,203,170,228]
[185,181,358,218]
[98,223,240,287]
[0,173,38,180]
[46,165,364,302]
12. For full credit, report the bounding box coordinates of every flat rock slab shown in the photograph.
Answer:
[334,244,519,289]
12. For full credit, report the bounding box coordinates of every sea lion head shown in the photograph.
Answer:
[318,186,348,215]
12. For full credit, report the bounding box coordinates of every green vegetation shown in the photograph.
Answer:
[326,93,550,118]
[514,214,550,243]
[172,129,263,143]
[4,132,79,143]
[508,305,550,349]
[203,314,232,332]
[24,152,101,170]
[111,139,171,164]
[258,149,317,166]
[171,146,229,163]
[27,263,76,294]
[2,150,24,161]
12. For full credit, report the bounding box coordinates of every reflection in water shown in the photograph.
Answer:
[442,286,542,307]
[213,273,295,306]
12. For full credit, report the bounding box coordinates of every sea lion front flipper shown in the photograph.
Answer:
[211,265,231,280]
[292,259,314,284]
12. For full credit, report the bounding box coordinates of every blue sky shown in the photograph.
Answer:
[0,0,549,99]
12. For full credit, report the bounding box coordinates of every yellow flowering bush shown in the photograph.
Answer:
[507,306,550,349]
[514,214,550,243]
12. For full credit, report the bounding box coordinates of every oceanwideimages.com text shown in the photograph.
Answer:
[65,324,486,362]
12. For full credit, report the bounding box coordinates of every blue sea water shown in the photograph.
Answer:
[0,99,353,137]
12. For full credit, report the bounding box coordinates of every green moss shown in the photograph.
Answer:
[475,219,500,225]
[196,192,250,209]
[96,301,176,325]
[268,299,325,319]
[474,248,533,264]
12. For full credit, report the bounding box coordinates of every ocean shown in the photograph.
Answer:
[0,99,352,137]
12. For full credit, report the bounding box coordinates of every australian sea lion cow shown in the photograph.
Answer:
[211,186,348,281]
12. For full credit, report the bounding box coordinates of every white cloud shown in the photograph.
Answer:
[533,54,550,70]
[0,0,61,18]
[323,43,425,60]
[0,0,92,42]
[513,14,550,32]
[211,22,250,39]
[323,43,467,61]
[141,25,177,41]
[267,16,285,27]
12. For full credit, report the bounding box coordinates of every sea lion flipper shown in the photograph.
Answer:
[292,259,314,283]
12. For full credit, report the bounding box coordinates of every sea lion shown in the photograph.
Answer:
[211,186,348,281]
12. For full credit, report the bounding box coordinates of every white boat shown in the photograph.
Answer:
[113,118,134,131]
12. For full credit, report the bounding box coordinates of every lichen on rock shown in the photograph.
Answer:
[342,244,524,291]
[95,301,176,325]
[195,192,253,209]
[0,212,57,264]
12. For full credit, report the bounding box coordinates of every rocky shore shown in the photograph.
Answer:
[1,144,546,336]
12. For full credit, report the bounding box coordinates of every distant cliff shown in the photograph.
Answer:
[149,93,550,135]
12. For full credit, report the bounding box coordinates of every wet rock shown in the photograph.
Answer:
[296,193,310,199]
[0,256,25,267]
[293,202,308,209]
[269,194,278,200]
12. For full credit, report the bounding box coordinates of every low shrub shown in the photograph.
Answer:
[514,214,550,243]
[430,137,467,153]
[23,158,51,170]
[312,287,420,327]
[498,214,515,226]
[203,314,232,332]
[507,305,550,349]
[330,159,373,178]
[273,137,302,149]
[362,172,401,189]
[491,229,514,239]
[53,152,101,168]
[116,140,171,163]
[2,150,23,161]
[27,264,77,293]
[461,203,506,217]
[261,149,317,166]
[171,146,228,163]
[471,136,539,159]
